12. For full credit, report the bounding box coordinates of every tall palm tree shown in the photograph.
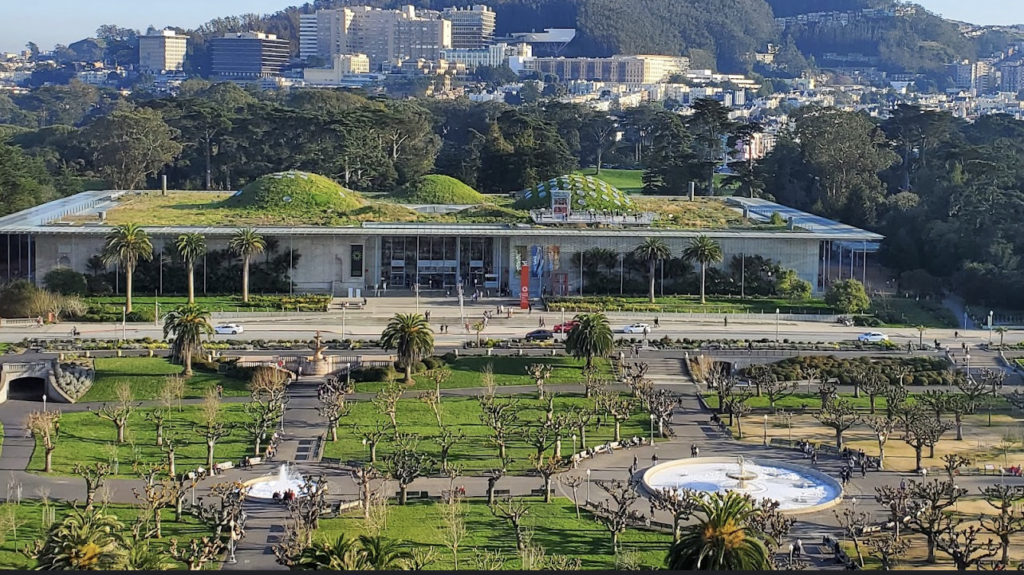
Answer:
[228,228,265,303]
[294,535,369,570]
[163,304,213,376]
[36,505,126,570]
[565,313,613,370]
[633,238,670,303]
[683,235,723,304]
[175,233,206,304]
[358,535,414,570]
[667,491,771,571]
[101,223,153,314]
[380,313,434,384]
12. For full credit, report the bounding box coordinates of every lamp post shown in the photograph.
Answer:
[572,434,578,455]
[852,497,857,514]
[346,362,351,391]
[650,414,656,445]
[586,468,592,503]
[42,394,47,412]
[762,414,768,447]
[121,306,127,341]
[342,304,347,338]
[989,310,994,344]
[775,308,780,345]
[227,519,239,564]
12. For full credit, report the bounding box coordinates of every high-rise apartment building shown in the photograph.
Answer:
[299,5,452,69]
[138,29,188,72]
[524,55,690,85]
[210,32,290,78]
[441,42,531,71]
[441,5,496,49]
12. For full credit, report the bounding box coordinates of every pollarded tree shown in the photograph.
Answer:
[834,506,871,568]
[373,380,404,437]
[980,483,1024,565]
[683,235,723,305]
[175,233,206,304]
[597,391,635,442]
[905,478,968,563]
[489,497,530,554]
[92,381,139,444]
[436,427,464,475]
[815,396,861,450]
[934,521,999,571]
[379,313,434,384]
[860,366,891,415]
[26,409,61,473]
[479,395,520,461]
[900,405,952,471]
[633,238,670,303]
[565,313,613,370]
[526,363,553,400]
[865,531,910,571]
[865,415,897,470]
[193,387,232,469]
[386,435,433,505]
[356,422,390,464]
[652,487,699,542]
[318,381,351,443]
[73,462,113,511]
[163,304,213,376]
[244,367,290,454]
[591,479,645,551]
[101,223,153,314]
[761,378,796,414]
[228,228,265,303]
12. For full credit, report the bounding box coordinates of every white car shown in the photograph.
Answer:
[623,323,653,334]
[857,332,888,343]
[214,323,244,335]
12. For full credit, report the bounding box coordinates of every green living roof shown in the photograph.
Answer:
[225,171,365,213]
[515,174,635,211]
[395,175,486,204]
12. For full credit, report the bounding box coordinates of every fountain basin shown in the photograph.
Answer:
[243,464,308,502]
[641,456,843,514]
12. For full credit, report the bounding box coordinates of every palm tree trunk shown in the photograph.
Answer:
[184,350,193,377]
[648,260,656,303]
[700,263,707,304]
[242,257,250,303]
[125,264,134,313]
[187,262,195,304]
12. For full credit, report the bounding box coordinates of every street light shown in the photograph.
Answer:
[227,519,239,564]
[346,362,352,391]
[762,414,768,447]
[788,543,794,564]
[42,394,47,412]
[650,413,656,445]
[572,434,578,454]
[989,310,994,345]
[586,468,592,503]
[775,308,780,345]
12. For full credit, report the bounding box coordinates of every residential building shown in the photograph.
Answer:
[524,55,689,85]
[441,42,531,71]
[138,29,188,72]
[299,6,451,69]
[304,53,371,84]
[210,32,290,78]
[441,5,496,49]
[1000,61,1024,93]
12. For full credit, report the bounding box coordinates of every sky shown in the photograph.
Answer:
[0,0,1022,53]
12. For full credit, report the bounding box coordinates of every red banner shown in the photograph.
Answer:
[520,265,530,309]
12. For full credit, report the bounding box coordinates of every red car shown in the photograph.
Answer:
[552,321,579,333]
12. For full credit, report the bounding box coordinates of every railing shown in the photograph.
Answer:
[530,210,657,226]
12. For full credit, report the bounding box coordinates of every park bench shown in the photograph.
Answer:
[769,438,799,450]
[214,461,234,472]
[494,489,511,497]
[397,491,421,499]
[248,457,262,466]
[985,463,998,474]
[529,488,554,497]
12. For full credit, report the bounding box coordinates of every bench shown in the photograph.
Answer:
[530,488,555,497]
[214,461,234,472]
[985,464,997,474]
[248,457,262,466]
[494,489,511,497]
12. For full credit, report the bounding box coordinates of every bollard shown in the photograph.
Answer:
[551,349,556,356]
[454,348,459,358]
[487,348,492,356]
[518,348,523,356]
[116,349,122,357]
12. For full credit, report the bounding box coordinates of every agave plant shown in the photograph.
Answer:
[36,506,126,570]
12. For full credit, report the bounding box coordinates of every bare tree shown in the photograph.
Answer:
[561,475,585,519]
[484,456,512,506]
[567,406,593,451]
[160,433,179,478]
[526,363,553,400]
[904,478,968,563]
[745,363,774,397]
[941,453,971,480]
[26,410,60,473]
[283,474,329,546]
[723,388,753,438]
[860,367,891,415]
[761,378,796,413]
[144,408,169,448]
[643,388,676,437]
[419,388,442,428]
[72,462,112,511]
[875,484,911,539]
[591,479,644,552]
[164,375,186,412]
[623,362,653,399]
[92,381,139,443]
[479,395,519,461]
[386,435,433,505]
[243,368,289,454]
[934,521,999,571]
[865,531,911,571]
[490,497,530,553]
[865,416,897,470]
[352,463,379,520]
[815,396,862,450]
[596,391,635,442]
[834,506,871,567]
[317,384,351,442]
[132,473,179,538]
[899,405,952,471]
[193,388,232,469]
[437,426,464,475]
[522,420,557,466]
[532,455,565,504]
[440,492,467,570]
[917,390,950,423]
[651,487,698,541]
[169,537,224,570]
[373,380,404,437]
[581,364,605,399]
[980,484,1024,565]
[356,422,390,463]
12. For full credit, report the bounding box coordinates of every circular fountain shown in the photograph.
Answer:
[642,456,843,514]
[243,464,308,502]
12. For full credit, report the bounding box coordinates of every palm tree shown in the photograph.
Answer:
[101,223,153,314]
[175,233,206,304]
[683,235,723,304]
[565,313,614,370]
[163,304,213,376]
[358,535,414,570]
[995,326,1009,348]
[380,313,434,384]
[294,535,369,570]
[36,506,126,570]
[667,491,771,571]
[229,228,266,303]
[633,238,670,303]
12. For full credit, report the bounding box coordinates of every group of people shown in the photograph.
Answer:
[797,440,818,464]
[690,443,701,457]
[264,431,281,461]
[271,489,298,503]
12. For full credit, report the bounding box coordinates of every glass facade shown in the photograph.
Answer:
[380,236,496,290]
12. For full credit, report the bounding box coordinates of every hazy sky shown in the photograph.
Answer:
[0,0,1022,53]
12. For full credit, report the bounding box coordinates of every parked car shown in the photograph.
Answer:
[857,332,888,343]
[622,323,652,334]
[525,329,554,341]
[552,320,579,333]
[214,323,245,335]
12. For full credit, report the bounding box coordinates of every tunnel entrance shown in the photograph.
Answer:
[7,377,45,401]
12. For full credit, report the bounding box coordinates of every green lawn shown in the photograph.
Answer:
[546,295,833,314]
[317,497,671,569]
[354,356,613,393]
[79,357,248,402]
[29,403,252,477]
[869,297,958,328]
[83,294,328,314]
[0,501,216,570]
[700,392,1009,412]
[322,394,651,474]
[576,168,644,194]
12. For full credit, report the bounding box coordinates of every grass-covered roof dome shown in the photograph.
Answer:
[514,174,634,211]
[226,171,364,212]
[395,175,485,204]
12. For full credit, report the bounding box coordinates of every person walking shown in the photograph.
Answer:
[633,454,639,469]
[795,539,804,559]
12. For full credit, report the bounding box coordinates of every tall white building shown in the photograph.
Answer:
[138,29,188,72]
[441,42,531,71]
[441,5,496,49]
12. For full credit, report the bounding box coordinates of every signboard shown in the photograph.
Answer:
[520,265,530,309]
[552,190,571,217]
[350,245,363,278]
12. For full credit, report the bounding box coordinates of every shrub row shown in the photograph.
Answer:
[744,355,956,386]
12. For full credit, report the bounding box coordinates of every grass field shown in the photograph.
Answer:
[700,391,1009,413]
[869,296,959,328]
[545,295,833,315]
[576,168,644,194]
[29,403,252,477]
[321,394,651,474]
[0,501,215,570]
[317,497,672,569]
[79,357,248,402]
[83,294,329,314]
[353,356,614,393]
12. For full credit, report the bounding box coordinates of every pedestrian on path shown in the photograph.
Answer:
[795,539,804,559]
[425,310,431,321]
[633,454,639,469]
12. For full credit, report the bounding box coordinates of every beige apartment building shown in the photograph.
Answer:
[441,5,496,49]
[525,55,690,84]
[138,29,188,72]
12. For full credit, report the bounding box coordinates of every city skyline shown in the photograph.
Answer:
[0,0,1022,54]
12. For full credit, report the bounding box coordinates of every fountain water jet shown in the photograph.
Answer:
[243,463,308,501]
